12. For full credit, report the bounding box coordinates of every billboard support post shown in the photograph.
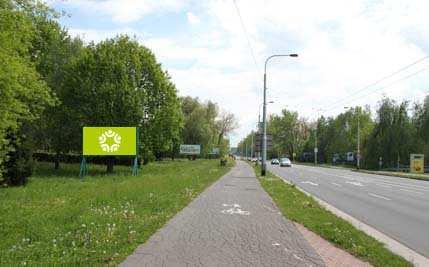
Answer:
[79,156,87,179]
[132,127,140,176]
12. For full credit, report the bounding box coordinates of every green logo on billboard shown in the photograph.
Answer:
[83,127,137,155]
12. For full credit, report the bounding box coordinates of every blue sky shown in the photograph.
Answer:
[47,0,429,146]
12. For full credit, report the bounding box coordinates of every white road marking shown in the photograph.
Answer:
[374,181,429,191]
[368,193,391,201]
[331,182,342,187]
[272,242,280,247]
[346,181,364,187]
[301,181,318,186]
[221,203,250,215]
[375,183,393,188]
[398,188,424,195]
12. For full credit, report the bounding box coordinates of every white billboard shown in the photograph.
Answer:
[180,144,201,155]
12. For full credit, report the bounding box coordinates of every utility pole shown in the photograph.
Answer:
[262,53,298,176]
[357,107,360,169]
[314,126,318,165]
[251,133,254,159]
[313,108,322,166]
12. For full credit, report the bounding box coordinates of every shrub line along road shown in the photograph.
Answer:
[121,161,323,266]
[268,163,429,258]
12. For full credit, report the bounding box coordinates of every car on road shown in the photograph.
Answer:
[271,158,280,165]
[280,158,292,167]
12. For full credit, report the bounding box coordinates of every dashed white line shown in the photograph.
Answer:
[331,182,342,187]
[398,188,424,195]
[368,193,391,201]
[346,181,364,187]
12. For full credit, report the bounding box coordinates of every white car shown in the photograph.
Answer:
[279,158,292,167]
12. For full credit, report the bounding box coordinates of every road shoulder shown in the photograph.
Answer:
[255,164,414,267]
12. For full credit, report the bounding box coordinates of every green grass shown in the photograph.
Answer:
[253,165,411,267]
[0,159,233,266]
[355,169,429,181]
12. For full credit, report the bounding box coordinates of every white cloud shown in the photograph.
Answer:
[55,0,429,146]
[56,0,186,23]
[186,11,200,24]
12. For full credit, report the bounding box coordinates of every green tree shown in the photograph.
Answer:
[365,98,417,169]
[0,0,56,184]
[268,109,309,160]
[61,36,182,171]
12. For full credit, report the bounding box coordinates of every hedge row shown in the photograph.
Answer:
[33,152,136,166]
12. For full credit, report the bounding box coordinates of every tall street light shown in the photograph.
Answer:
[262,54,298,176]
[344,106,360,169]
[258,101,274,131]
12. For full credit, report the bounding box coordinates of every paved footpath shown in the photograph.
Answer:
[121,161,324,267]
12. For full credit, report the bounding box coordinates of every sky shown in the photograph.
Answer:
[47,0,429,146]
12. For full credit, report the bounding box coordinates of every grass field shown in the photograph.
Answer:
[253,165,411,267]
[0,159,233,266]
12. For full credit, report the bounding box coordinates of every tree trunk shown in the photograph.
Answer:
[106,157,114,173]
[54,152,60,170]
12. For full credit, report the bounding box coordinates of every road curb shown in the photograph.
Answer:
[271,172,429,267]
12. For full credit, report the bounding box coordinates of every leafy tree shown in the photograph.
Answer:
[364,98,418,169]
[59,36,182,171]
[180,97,235,157]
[268,109,309,160]
[0,0,56,185]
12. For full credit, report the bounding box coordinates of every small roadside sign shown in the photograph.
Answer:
[314,147,318,153]
[209,148,220,155]
[410,154,424,173]
[180,144,201,155]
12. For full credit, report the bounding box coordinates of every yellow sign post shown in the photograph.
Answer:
[410,154,424,174]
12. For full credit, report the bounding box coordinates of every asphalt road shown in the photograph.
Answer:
[121,161,323,267]
[268,163,429,258]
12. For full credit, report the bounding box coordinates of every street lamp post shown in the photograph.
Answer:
[262,54,298,176]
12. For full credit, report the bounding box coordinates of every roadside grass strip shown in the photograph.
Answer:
[253,165,411,267]
[0,159,233,266]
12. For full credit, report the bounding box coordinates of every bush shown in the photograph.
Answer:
[3,130,34,186]
[33,152,137,166]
